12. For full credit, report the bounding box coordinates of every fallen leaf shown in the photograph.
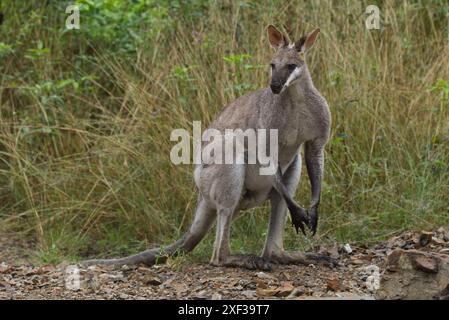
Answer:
[276,282,294,297]
[38,265,55,274]
[350,257,364,265]
[327,278,341,292]
[143,275,162,286]
[256,288,279,297]
[255,279,267,289]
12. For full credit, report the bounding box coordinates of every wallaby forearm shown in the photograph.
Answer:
[305,139,326,235]
[271,163,309,235]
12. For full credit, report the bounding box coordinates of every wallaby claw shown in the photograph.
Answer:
[288,204,309,235]
[307,206,318,236]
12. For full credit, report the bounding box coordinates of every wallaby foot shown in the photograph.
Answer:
[265,251,338,268]
[211,254,272,271]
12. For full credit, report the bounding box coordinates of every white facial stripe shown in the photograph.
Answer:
[284,67,301,88]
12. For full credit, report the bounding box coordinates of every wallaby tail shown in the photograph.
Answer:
[82,236,186,267]
[82,199,216,267]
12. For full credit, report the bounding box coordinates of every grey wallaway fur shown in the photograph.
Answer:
[83,25,335,270]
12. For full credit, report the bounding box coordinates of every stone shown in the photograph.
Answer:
[0,262,9,273]
[211,292,222,300]
[287,287,305,299]
[417,231,433,247]
[241,290,256,298]
[377,249,449,300]
[436,227,449,241]
[343,244,352,254]
[256,272,275,280]
[411,254,439,273]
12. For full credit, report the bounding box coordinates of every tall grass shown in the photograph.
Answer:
[0,0,448,263]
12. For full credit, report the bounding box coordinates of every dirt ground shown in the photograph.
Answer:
[1,229,448,300]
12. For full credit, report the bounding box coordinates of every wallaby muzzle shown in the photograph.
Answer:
[270,81,282,94]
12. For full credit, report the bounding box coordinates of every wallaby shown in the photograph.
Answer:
[84,25,334,270]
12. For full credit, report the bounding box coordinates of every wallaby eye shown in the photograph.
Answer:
[287,64,298,71]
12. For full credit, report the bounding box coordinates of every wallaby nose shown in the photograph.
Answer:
[270,82,281,94]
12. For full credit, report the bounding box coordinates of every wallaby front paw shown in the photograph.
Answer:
[288,204,309,235]
[307,206,319,236]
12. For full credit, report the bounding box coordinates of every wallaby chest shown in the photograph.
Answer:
[262,89,320,166]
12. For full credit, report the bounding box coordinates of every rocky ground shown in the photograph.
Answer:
[1,228,448,300]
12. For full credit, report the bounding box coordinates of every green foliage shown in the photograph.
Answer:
[75,0,171,53]
[431,79,449,104]
[0,42,14,58]
[24,41,50,60]
[223,54,263,93]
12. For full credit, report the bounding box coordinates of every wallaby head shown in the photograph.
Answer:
[267,25,320,94]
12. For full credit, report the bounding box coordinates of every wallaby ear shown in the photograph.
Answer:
[295,28,320,53]
[267,25,287,49]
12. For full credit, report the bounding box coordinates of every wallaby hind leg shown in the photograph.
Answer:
[179,197,216,252]
[210,206,272,271]
[262,155,301,259]
[262,155,337,267]
[271,162,309,235]
[210,206,232,265]
[264,191,336,267]
[204,162,271,271]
